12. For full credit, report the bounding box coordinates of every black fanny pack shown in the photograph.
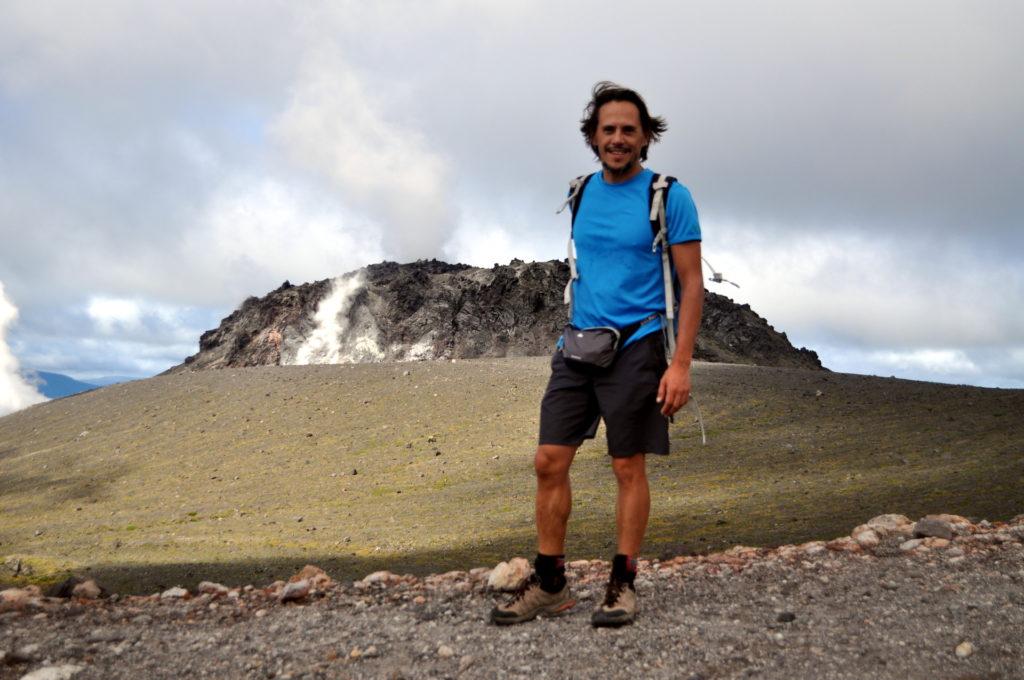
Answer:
[560,314,659,369]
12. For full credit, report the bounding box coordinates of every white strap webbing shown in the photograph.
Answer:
[559,177,587,317]
[650,176,677,362]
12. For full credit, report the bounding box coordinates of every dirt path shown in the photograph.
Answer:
[3,517,1022,680]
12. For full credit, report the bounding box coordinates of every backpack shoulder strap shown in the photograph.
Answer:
[558,173,594,315]
[648,173,679,361]
[648,174,677,240]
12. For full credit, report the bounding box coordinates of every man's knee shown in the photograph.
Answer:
[535,444,575,481]
[611,454,647,486]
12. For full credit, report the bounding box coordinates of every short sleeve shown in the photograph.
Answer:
[666,182,701,245]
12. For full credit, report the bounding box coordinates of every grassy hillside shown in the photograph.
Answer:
[1,358,1021,593]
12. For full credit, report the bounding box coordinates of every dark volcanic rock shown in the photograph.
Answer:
[168,259,823,372]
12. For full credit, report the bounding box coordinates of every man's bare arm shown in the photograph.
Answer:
[656,241,704,416]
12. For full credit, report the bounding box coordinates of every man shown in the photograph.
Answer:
[491,82,703,627]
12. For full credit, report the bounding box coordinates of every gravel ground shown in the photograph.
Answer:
[3,525,1023,680]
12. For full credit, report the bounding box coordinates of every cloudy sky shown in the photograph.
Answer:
[1,0,1022,412]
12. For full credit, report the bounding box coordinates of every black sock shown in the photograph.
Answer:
[611,554,637,585]
[534,553,566,593]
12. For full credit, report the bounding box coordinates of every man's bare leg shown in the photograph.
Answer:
[535,444,577,555]
[612,453,649,555]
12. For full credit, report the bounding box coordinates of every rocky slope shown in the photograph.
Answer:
[169,259,822,372]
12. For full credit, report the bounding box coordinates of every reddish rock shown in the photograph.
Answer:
[291,565,332,589]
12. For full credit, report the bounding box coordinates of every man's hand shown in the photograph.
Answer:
[656,362,691,417]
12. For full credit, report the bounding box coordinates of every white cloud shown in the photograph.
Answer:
[0,281,47,416]
[87,297,142,334]
[869,349,980,376]
[701,221,1024,351]
[271,43,452,262]
[184,177,385,304]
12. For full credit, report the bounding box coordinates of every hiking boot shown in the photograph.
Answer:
[490,574,575,625]
[591,578,637,627]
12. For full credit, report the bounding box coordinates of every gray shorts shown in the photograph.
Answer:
[538,332,670,457]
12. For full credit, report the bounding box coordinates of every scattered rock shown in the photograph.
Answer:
[899,539,924,552]
[459,655,476,673]
[852,527,880,549]
[18,665,84,680]
[279,579,310,603]
[777,611,796,623]
[0,587,38,611]
[86,628,125,643]
[290,564,333,589]
[71,579,102,600]
[11,643,41,663]
[955,641,974,658]
[437,644,455,659]
[361,570,398,585]
[160,586,189,599]
[865,514,914,537]
[914,517,954,540]
[197,581,229,596]
[487,557,530,591]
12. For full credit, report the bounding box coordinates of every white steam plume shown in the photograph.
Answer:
[290,273,384,365]
[0,281,47,416]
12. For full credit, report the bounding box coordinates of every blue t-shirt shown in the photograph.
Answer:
[569,168,701,347]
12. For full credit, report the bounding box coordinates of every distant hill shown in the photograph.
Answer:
[170,259,823,373]
[22,370,99,399]
[87,375,138,387]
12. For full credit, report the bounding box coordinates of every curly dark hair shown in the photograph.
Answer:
[580,81,667,161]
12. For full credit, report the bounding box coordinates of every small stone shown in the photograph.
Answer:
[852,527,880,549]
[865,514,914,537]
[802,542,826,556]
[955,641,974,658]
[349,647,363,659]
[280,579,310,603]
[12,643,41,662]
[777,611,796,623]
[459,655,475,673]
[437,644,455,658]
[364,645,380,658]
[0,587,34,610]
[914,517,954,540]
[197,581,230,596]
[254,609,268,618]
[413,595,426,605]
[361,570,397,585]
[71,579,102,599]
[86,628,125,643]
[160,586,189,599]
[18,665,84,680]
[899,539,924,552]
[487,558,530,591]
[291,564,332,589]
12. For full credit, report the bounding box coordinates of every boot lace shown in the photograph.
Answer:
[508,574,540,604]
[602,579,625,607]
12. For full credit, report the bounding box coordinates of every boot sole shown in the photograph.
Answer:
[490,598,576,625]
[591,610,635,627]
